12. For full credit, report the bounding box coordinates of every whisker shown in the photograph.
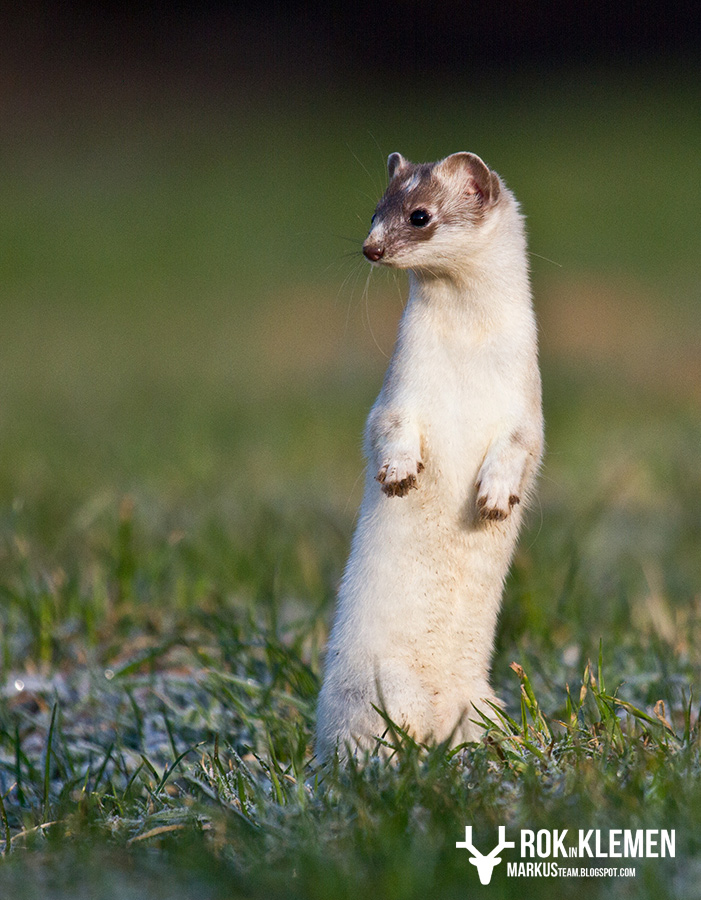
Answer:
[343,258,370,341]
[367,130,389,185]
[322,252,363,279]
[362,268,390,360]
[336,257,364,302]
[529,251,563,268]
[346,141,383,198]
[392,271,407,308]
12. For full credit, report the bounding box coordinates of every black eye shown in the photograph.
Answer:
[370,214,377,224]
[409,209,431,227]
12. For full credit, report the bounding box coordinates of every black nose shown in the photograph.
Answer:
[363,244,384,262]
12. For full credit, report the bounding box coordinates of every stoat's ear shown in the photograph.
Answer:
[435,151,501,206]
[387,152,409,180]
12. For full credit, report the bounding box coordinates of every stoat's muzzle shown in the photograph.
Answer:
[362,242,385,262]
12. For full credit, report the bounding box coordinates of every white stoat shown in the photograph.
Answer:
[316,151,543,761]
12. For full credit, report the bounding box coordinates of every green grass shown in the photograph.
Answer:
[0,65,700,897]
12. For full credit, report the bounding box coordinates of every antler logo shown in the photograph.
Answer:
[456,826,515,885]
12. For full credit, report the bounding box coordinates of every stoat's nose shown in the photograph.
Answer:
[363,243,385,262]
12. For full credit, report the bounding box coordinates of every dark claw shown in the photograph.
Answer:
[381,474,418,497]
[479,505,508,521]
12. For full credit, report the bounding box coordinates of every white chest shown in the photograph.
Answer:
[399,323,521,476]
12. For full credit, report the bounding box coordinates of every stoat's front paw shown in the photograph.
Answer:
[377,456,424,497]
[475,473,520,521]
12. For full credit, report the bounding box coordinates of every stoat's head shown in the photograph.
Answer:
[362,151,504,275]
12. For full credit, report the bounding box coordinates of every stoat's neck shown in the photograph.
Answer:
[405,206,532,335]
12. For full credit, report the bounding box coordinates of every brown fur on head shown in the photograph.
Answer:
[362,152,503,270]
[433,152,501,207]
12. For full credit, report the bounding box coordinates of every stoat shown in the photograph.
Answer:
[316,151,543,760]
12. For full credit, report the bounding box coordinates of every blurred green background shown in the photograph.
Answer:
[0,4,700,897]
[2,63,699,538]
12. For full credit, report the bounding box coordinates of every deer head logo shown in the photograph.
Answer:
[456,826,515,885]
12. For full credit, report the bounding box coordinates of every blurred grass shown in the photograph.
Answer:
[0,65,699,897]
[0,65,698,532]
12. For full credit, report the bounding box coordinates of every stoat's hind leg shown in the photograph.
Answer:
[316,661,433,762]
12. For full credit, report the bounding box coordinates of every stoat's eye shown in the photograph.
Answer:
[370,214,377,225]
[409,209,431,227]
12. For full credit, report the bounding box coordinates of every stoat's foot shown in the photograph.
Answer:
[475,474,520,521]
[377,457,424,497]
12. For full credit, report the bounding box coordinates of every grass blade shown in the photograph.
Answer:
[0,785,11,856]
[43,702,59,822]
